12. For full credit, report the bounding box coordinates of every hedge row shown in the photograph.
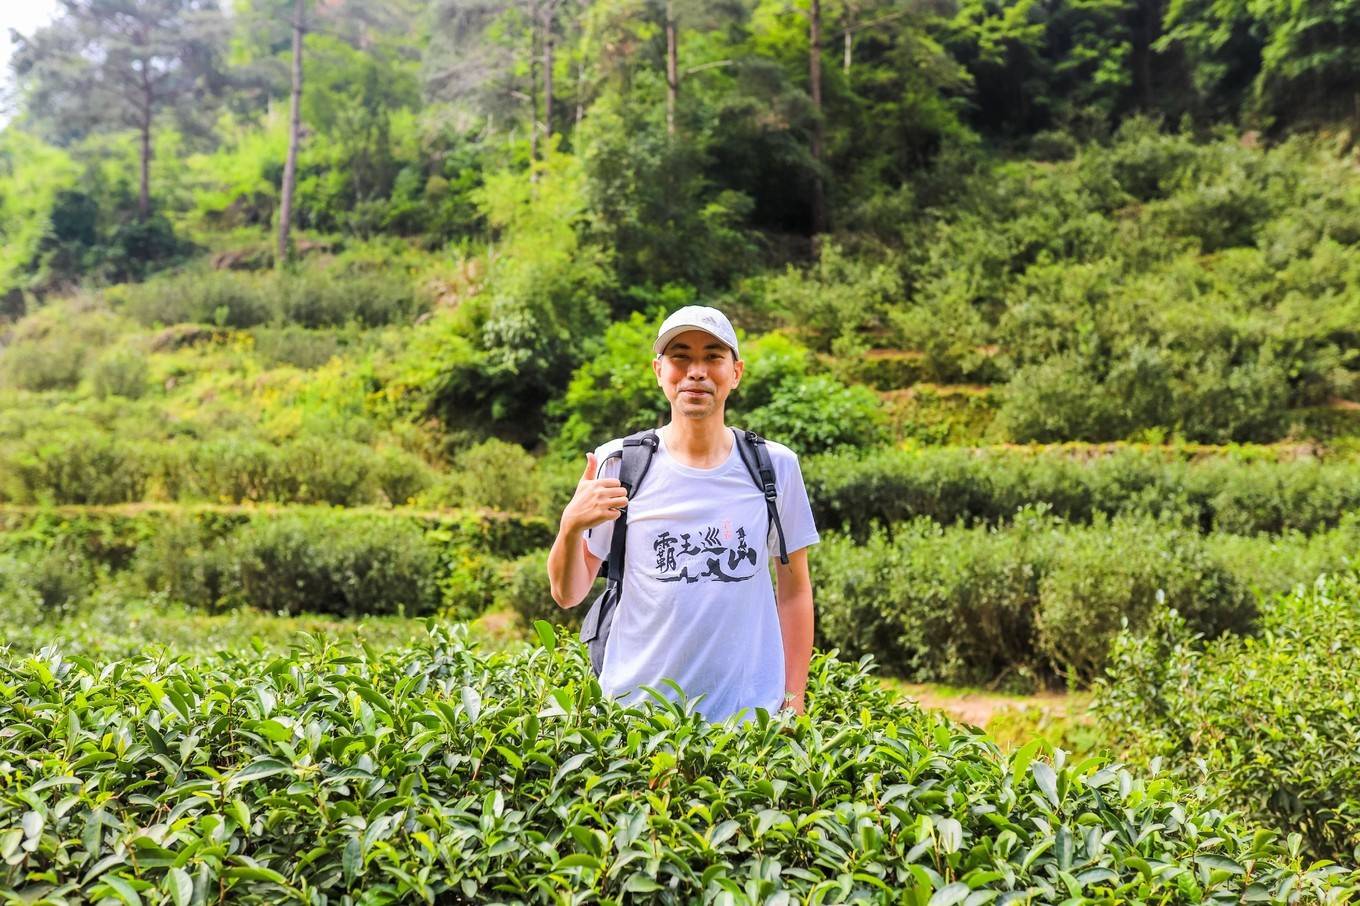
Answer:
[0,433,434,507]
[0,507,551,620]
[1,627,1353,903]
[504,510,1360,689]
[1095,574,1360,861]
[805,445,1360,537]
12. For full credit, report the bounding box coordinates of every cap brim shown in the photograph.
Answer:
[653,325,738,357]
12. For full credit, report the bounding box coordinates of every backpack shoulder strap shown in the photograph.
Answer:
[732,427,789,565]
[601,428,660,584]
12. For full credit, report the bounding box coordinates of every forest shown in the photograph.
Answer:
[1,0,1359,901]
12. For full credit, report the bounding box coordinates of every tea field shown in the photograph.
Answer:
[3,619,1358,904]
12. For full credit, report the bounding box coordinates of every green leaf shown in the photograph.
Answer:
[461,686,482,722]
[225,865,289,885]
[164,867,193,906]
[226,757,292,790]
[929,881,970,906]
[534,620,557,652]
[101,875,143,906]
[554,853,601,872]
[1031,762,1060,808]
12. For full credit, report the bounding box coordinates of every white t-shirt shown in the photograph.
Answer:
[584,428,820,724]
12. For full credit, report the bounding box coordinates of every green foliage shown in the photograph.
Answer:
[0,626,1352,902]
[804,445,1360,538]
[426,151,613,442]
[0,506,555,615]
[111,264,428,330]
[812,509,1259,687]
[1034,516,1254,681]
[498,548,586,633]
[88,345,150,400]
[442,438,547,515]
[1095,574,1360,860]
[225,511,441,617]
[754,242,904,353]
[545,312,668,458]
[731,334,889,455]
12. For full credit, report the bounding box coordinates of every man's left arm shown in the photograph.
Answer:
[774,548,814,716]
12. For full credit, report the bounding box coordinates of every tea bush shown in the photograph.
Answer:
[111,266,426,330]
[812,511,1257,687]
[1,506,555,620]
[1094,574,1360,860]
[225,511,441,617]
[0,433,440,508]
[0,625,1353,903]
[804,446,1360,538]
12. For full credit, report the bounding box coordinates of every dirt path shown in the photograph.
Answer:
[886,681,1074,728]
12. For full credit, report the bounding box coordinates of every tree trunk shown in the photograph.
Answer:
[138,60,152,220]
[843,28,852,75]
[666,0,678,136]
[529,5,540,173]
[277,0,305,266]
[809,0,825,235]
[543,1,555,141]
[576,56,585,129]
[138,118,151,220]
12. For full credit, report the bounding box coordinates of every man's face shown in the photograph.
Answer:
[652,329,744,421]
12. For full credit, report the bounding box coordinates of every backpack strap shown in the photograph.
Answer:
[580,428,659,645]
[732,427,789,565]
[604,429,660,585]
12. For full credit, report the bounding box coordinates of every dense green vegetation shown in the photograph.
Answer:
[1096,574,1360,862]
[4,0,1360,893]
[2,624,1356,904]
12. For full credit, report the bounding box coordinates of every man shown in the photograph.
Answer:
[546,305,820,724]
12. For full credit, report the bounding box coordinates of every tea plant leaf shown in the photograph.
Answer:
[1031,761,1060,808]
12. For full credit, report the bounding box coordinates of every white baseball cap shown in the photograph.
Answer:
[653,305,740,359]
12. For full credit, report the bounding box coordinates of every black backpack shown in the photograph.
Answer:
[579,426,789,676]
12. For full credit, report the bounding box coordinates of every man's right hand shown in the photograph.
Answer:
[559,452,629,536]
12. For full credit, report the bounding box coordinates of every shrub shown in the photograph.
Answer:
[757,241,904,352]
[544,312,668,458]
[445,438,547,514]
[802,445,1360,538]
[1,432,154,504]
[226,511,441,617]
[498,548,588,632]
[812,510,1261,688]
[1094,574,1360,859]
[87,346,150,400]
[814,516,1050,689]
[1034,516,1256,681]
[0,542,97,624]
[0,627,1352,902]
[112,266,425,330]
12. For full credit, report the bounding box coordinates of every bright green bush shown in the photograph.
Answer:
[1,626,1353,903]
[756,241,904,352]
[444,438,547,514]
[1094,574,1360,860]
[0,434,437,507]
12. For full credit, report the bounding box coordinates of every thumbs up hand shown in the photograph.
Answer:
[560,451,629,536]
